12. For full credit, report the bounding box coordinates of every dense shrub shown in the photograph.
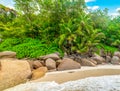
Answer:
[96,44,118,55]
[0,38,21,51]
[0,38,63,58]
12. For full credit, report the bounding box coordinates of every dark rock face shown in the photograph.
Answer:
[27,60,43,70]
[33,60,43,69]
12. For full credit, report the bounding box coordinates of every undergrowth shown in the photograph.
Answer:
[0,38,63,58]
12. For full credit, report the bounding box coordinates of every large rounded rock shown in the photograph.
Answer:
[91,56,105,64]
[31,67,48,80]
[111,56,120,64]
[81,58,96,66]
[0,59,31,91]
[45,58,56,70]
[39,53,60,60]
[114,52,120,58]
[57,58,81,71]
[0,51,16,58]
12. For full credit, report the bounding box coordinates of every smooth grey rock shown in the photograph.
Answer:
[114,51,120,58]
[111,56,120,64]
[45,58,56,70]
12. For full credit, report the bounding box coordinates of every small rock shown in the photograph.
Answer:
[106,56,111,63]
[114,51,120,58]
[106,52,112,57]
[81,58,96,66]
[89,58,97,65]
[39,53,60,60]
[0,51,16,58]
[31,67,48,80]
[74,56,82,63]
[45,58,56,70]
[111,56,120,64]
[33,60,43,69]
[57,58,81,71]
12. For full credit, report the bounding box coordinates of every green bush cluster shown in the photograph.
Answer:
[96,44,118,54]
[0,38,63,58]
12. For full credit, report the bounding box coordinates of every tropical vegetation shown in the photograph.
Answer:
[0,0,120,58]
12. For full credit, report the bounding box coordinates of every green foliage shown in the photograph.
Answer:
[100,16,120,48]
[89,9,120,49]
[96,44,118,54]
[59,14,105,55]
[0,38,21,51]
[89,8,110,30]
[0,4,16,23]
[0,21,25,38]
[0,0,120,58]
[0,38,63,58]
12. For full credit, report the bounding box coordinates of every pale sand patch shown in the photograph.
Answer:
[4,75,120,91]
[33,64,120,83]
[0,58,31,91]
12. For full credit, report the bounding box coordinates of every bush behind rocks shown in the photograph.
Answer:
[0,38,63,59]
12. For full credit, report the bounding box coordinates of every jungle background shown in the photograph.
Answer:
[0,0,120,59]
